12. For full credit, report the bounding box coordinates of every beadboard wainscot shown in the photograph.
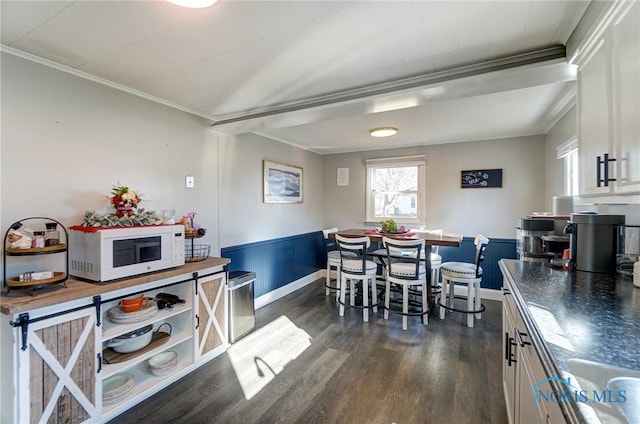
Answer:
[0,257,230,424]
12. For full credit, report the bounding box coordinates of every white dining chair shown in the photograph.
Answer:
[409,228,443,287]
[382,237,428,330]
[322,228,356,301]
[438,234,489,328]
[335,235,378,322]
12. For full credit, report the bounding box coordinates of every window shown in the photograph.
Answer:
[365,155,426,224]
[556,137,578,196]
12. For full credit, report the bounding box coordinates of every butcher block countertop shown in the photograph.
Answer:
[0,257,230,316]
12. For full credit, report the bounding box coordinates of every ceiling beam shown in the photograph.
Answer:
[210,46,572,134]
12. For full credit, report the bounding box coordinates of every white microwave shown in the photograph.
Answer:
[69,224,185,282]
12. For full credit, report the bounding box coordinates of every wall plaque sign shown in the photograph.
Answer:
[461,169,502,188]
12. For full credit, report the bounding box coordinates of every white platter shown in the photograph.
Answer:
[107,300,159,324]
[103,372,135,406]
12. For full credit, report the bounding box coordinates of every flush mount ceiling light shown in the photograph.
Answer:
[369,127,398,138]
[166,0,218,8]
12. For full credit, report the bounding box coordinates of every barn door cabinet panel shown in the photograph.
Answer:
[575,1,640,196]
[194,270,228,363]
[2,307,101,424]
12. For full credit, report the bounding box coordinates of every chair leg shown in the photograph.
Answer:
[335,268,341,302]
[384,280,390,320]
[339,275,347,317]
[439,278,447,320]
[350,279,356,306]
[363,278,369,322]
[475,281,482,320]
[325,262,331,296]
[467,283,474,328]
[402,284,409,330]
[422,281,428,326]
[371,276,378,313]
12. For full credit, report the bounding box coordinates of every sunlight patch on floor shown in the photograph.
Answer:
[227,315,312,400]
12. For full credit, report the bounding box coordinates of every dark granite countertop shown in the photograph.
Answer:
[499,259,640,424]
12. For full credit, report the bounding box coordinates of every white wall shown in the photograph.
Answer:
[217,132,323,247]
[1,53,220,272]
[322,136,547,239]
[544,106,577,211]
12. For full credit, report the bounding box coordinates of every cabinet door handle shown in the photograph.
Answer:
[97,353,102,374]
[502,288,511,296]
[195,314,200,330]
[505,333,517,366]
[508,337,517,366]
[604,153,616,186]
[516,329,532,347]
[504,332,510,360]
[597,154,617,187]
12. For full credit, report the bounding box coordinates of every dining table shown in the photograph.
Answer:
[329,228,463,315]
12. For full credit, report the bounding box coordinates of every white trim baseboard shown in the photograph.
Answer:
[254,270,323,310]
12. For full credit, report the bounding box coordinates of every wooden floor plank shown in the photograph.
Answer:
[109,279,507,424]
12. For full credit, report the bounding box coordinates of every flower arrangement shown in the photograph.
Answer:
[110,183,142,217]
[79,183,159,227]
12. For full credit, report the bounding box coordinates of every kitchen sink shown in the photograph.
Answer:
[565,358,640,423]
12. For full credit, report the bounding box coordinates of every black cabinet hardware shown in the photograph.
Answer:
[597,153,617,187]
[516,329,531,347]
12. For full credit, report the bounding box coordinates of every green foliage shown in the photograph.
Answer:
[380,218,397,233]
[81,209,160,227]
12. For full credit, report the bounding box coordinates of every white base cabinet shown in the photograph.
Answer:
[1,264,228,424]
[502,285,564,424]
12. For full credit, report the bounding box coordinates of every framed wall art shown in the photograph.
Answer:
[263,160,303,203]
[337,167,349,186]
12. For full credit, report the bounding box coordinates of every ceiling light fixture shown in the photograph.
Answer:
[166,0,218,8]
[369,127,398,138]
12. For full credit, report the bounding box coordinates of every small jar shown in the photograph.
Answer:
[33,231,45,248]
[45,223,60,247]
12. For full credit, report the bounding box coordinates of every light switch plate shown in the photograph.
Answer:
[185,175,195,189]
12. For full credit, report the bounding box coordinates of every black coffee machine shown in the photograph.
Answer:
[564,213,625,272]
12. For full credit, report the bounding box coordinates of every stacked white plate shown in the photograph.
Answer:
[107,300,159,324]
[148,351,178,376]
[103,372,135,407]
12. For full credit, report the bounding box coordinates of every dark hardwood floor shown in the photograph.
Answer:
[109,279,508,424]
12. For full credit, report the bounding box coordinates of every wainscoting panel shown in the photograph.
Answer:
[221,232,324,298]
[438,237,517,290]
[222,233,516,297]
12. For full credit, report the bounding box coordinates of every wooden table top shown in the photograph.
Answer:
[331,229,462,247]
[1,257,230,316]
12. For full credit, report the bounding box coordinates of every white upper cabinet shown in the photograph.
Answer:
[611,2,640,194]
[575,1,640,197]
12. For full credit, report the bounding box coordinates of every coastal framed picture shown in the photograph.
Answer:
[263,160,303,203]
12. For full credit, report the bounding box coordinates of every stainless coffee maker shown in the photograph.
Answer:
[564,213,625,272]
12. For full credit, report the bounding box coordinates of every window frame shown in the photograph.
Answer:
[556,137,578,196]
[364,155,427,225]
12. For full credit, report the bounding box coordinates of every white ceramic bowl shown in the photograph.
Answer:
[148,351,178,376]
[107,324,153,353]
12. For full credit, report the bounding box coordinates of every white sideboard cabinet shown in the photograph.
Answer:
[1,258,229,424]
